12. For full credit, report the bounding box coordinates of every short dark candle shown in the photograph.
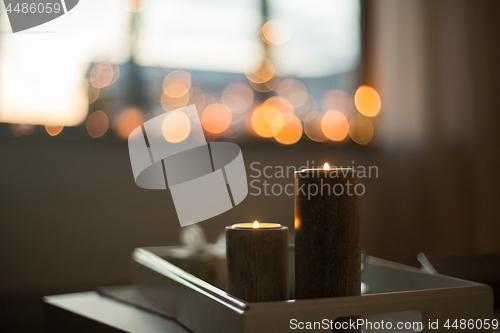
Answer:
[226,222,289,303]
[294,166,361,299]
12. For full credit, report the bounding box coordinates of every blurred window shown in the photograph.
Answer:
[0,0,363,144]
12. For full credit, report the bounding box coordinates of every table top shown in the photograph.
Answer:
[44,291,189,333]
[44,288,500,333]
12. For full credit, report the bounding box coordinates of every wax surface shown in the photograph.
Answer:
[232,223,281,229]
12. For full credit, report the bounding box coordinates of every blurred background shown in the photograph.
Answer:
[1,0,500,331]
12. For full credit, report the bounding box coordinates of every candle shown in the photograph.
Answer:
[294,163,361,299]
[226,221,289,302]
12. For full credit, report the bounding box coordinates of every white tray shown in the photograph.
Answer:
[132,246,493,333]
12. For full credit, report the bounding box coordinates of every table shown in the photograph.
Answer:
[44,290,189,333]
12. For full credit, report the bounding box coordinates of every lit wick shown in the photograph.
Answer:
[323,162,330,170]
[253,221,259,228]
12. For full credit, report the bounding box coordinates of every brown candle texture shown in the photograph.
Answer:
[294,168,361,299]
[226,223,289,302]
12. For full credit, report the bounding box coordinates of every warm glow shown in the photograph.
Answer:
[88,86,100,104]
[304,111,328,142]
[10,124,35,137]
[232,222,281,229]
[321,90,353,117]
[322,110,349,141]
[221,83,254,114]
[115,108,145,140]
[294,95,318,119]
[125,0,149,12]
[245,57,275,84]
[86,110,109,138]
[354,86,381,117]
[277,79,308,108]
[251,105,276,138]
[45,125,64,136]
[324,163,330,170]
[261,19,292,45]
[201,103,232,134]
[251,97,296,139]
[272,113,302,145]
[163,70,192,98]
[349,114,374,145]
[190,93,216,122]
[162,111,191,143]
[264,96,294,116]
[89,63,119,89]
[161,91,191,111]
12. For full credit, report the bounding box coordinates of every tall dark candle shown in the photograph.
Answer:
[294,166,361,299]
[226,222,289,303]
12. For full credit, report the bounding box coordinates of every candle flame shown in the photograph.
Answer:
[253,221,259,228]
[323,162,330,170]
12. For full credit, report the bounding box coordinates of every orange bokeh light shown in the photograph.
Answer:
[163,70,192,98]
[126,0,149,12]
[272,113,302,145]
[161,90,191,111]
[349,115,374,145]
[201,103,232,134]
[322,110,349,141]
[45,125,64,136]
[86,110,109,138]
[277,79,308,108]
[88,86,100,104]
[354,86,381,117]
[90,63,117,89]
[245,58,275,84]
[115,108,145,140]
[304,111,328,142]
[261,19,292,45]
[251,105,275,138]
[321,90,354,117]
[251,96,296,138]
[162,111,191,143]
[221,83,254,114]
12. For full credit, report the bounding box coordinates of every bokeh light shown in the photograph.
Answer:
[190,93,216,122]
[90,63,118,89]
[221,83,254,114]
[126,0,149,12]
[261,19,292,45]
[321,110,349,141]
[321,90,354,117]
[115,108,145,140]
[251,96,295,138]
[162,111,191,143]
[88,86,100,104]
[201,103,232,134]
[163,70,192,98]
[86,110,109,138]
[10,124,35,137]
[272,113,302,145]
[354,85,381,117]
[294,94,318,120]
[161,89,191,111]
[277,79,308,108]
[264,96,294,115]
[304,111,328,142]
[348,114,374,145]
[251,104,276,138]
[245,58,275,84]
[45,125,64,136]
